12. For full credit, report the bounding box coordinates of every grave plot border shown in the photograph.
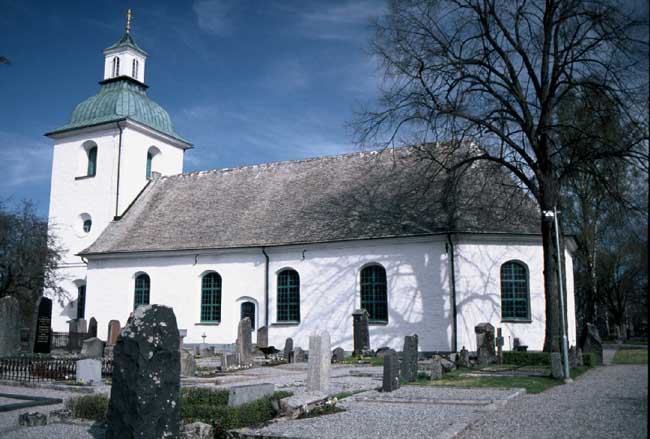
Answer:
[0,392,63,412]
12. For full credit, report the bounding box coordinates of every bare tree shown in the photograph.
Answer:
[356,0,649,351]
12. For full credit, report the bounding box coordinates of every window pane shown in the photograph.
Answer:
[501,262,529,320]
[134,274,150,309]
[277,270,300,322]
[77,285,86,320]
[201,272,222,322]
[360,265,388,322]
[87,147,97,176]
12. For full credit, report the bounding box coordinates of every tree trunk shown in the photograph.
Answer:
[541,212,562,352]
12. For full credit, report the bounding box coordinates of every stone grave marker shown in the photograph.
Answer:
[237,317,253,364]
[257,326,268,348]
[107,320,121,346]
[475,323,496,365]
[283,337,294,361]
[106,305,180,439]
[88,317,98,338]
[382,349,400,392]
[400,334,418,382]
[306,331,331,393]
[179,329,187,348]
[293,347,306,363]
[352,309,370,356]
[180,349,196,377]
[569,346,577,369]
[332,347,345,363]
[81,337,105,358]
[430,355,443,380]
[0,296,21,356]
[76,358,102,385]
[496,327,504,364]
[33,297,52,354]
[228,383,275,406]
[583,323,603,365]
[458,346,470,368]
[550,352,563,379]
[77,318,87,334]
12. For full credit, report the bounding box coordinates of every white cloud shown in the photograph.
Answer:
[258,58,310,93]
[192,0,238,35]
[0,131,52,187]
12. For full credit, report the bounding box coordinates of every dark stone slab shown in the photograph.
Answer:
[400,334,418,382]
[33,297,52,354]
[283,337,294,361]
[237,317,253,364]
[352,309,370,356]
[475,323,496,366]
[107,320,121,346]
[0,296,20,356]
[88,317,98,338]
[106,305,180,439]
[332,347,345,363]
[382,349,400,392]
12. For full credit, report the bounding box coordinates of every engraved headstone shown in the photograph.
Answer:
[400,334,418,382]
[382,349,400,392]
[237,317,253,364]
[475,323,496,365]
[283,338,294,361]
[80,337,105,358]
[306,331,331,393]
[332,347,345,363]
[430,355,443,380]
[293,347,306,363]
[106,305,180,439]
[0,296,21,356]
[551,352,563,379]
[107,320,121,346]
[76,358,102,385]
[257,326,268,348]
[88,317,98,338]
[352,309,370,356]
[33,297,52,354]
[180,349,196,377]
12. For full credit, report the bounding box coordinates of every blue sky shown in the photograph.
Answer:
[0,0,385,216]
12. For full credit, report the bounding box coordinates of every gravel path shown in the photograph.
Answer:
[459,362,647,439]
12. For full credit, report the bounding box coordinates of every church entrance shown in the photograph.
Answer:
[241,302,255,329]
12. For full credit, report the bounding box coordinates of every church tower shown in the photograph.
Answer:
[45,11,192,331]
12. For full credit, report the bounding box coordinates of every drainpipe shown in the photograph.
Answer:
[114,121,124,219]
[447,233,458,352]
[262,248,269,328]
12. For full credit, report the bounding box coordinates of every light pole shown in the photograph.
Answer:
[543,206,572,382]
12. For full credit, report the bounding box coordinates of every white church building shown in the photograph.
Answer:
[46,21,577,352]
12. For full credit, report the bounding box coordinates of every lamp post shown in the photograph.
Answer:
[543,206,572,382]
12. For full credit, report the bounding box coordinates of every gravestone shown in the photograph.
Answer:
[237,317,253,364]
[382,349,400,392]
[458,346,470,368]
[293,347,306,363]
[352,309,370,356]
[33,297,52,354]
[550,353,563,379]
[583,323,603,365]
[178,329,187,348]
[106,305,180,439]
[80,337,105,358]
[180,349,196,377]
[576,348,584,367]
[0,296,21,356]
[475,323,496,365]
[332,347,345,363]
[107,320,121,346]
[400,334,418,382]
[88,317,98,338]
[198,344,212,357]
[257,326,268,348]
[306,331,331,393]
[568,346,577,369]
[496,327,504,364]
[76,358,102,385]
[228,383,275,406]
[283,338,294,361]
[77,318,87,334]
[430,355,443,380]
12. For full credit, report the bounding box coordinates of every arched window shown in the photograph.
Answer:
[134,273,150,309]
[201,272,222,322]
[77,284,86,319]
[500,261,530,320]
[277,269,300,322]
[241,302,255,329]
[112,56,120,77]
[132,59,139,79]
[146,151,153,178]
[83,218,92,233]
[86,146,97,177]
[360,264,388,322]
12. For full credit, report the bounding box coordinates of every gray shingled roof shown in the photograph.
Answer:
[80,146,540,256]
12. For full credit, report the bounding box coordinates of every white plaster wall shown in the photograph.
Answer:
[103,49,146,82]
[565,249,577,345]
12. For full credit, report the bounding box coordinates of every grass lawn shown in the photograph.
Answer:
[407,367,591,394]
[612,349,648,364]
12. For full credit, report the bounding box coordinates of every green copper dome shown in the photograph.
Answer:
[47,77,189,144]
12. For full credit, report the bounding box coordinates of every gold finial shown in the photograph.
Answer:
[126,9,133,34]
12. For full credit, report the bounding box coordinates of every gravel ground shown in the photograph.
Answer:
[459,361,647,439]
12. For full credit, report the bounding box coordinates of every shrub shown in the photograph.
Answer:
[502,351,551,366]
[181,387,229,406]
[65,394,109,421]
[582,352,597,367]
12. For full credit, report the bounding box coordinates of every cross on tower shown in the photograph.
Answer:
[126,9,133,34]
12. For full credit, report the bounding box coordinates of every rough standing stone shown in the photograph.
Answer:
[257,326,268,349]
[430,356,443,380]
[18,412,47,427]
[33,297,52,354]
[352,309,370,356]
[88,317,98,338]
[180,349,196,377]
[283,337,294,361]
[332,347,345,363]
[237,317,253,364]
[107,320,121,346]
[475,323,496,365]
[76,358,102,385]
[382,349,400,392]
[458,346,471,368]
[293,347,306,363]
[106,305,180,439]
[80,337,105,358]
[181,422,213,439]
[551,352,563,379]
[400,334,418,382]
[228,383,275,406]
[0,296,21,356]
[583,323,603,365]
[306,331,331,393]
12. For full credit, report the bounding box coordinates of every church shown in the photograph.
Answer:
[46,18,577,353]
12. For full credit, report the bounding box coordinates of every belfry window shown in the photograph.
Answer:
[112,56,120,77]
[500,261,530,320]
[146,151,153,179]
[360,264,388,322]
[134,273,150,309]
[86,146,97,177]
[132,59,139,79]
[277,269,300,322]
[201,272,222,323]
[83,219,92,233]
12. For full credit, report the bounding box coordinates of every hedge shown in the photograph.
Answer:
[65,394,109,421]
